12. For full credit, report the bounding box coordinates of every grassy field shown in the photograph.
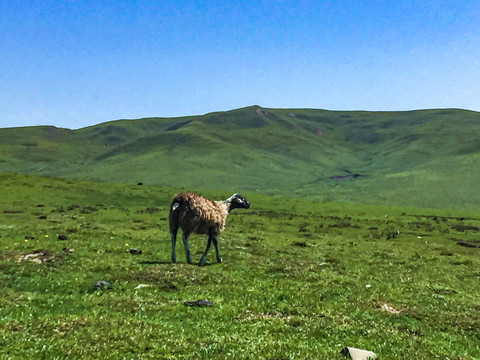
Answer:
[1,106,479,211]
[1,173,479,359]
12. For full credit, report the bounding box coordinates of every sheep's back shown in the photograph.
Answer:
[172,193,228,235]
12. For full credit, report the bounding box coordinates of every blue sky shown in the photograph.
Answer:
[1,0,480,129]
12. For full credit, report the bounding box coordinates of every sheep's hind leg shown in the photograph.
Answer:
[171,227,178,263]
[182,232,193,264]
[212,236,223,263]
[199,236,213,267]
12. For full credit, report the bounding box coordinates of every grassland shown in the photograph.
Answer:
[1,106,479,211]
[1,173,479,359]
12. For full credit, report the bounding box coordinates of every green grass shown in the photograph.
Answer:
[1,106,479,211]
[1,173,479,359]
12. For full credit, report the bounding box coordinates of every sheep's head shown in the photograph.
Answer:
[226,194,250,211]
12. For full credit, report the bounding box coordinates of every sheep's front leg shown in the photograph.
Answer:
[171,227,178,263]
[182,232,193,264]
[199,236,212,267]
[212,236,223,263]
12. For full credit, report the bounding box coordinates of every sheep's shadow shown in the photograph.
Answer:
[194,261,218,267]
[138,260,220,267]
[138,260,171,265]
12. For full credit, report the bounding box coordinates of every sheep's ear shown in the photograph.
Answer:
[226,194,238,202]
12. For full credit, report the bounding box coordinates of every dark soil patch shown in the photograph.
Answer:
[407,222,435,232]
[432,288,457,295]
[457,242,479,248]
[330,222,357,228]
[330,173,361,181]
[80,206,99,214]
[449,238,480,248]
[293,242,307,247]
[184,299,214,307]
[451,224,480,232]
[136,207,160,214]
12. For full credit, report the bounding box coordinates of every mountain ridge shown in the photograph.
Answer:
[1,106,479,210]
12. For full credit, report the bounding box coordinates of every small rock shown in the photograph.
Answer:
[386,230,400,240]
[134,284,150,290]
[184,299,214,307]
[62,247,74,255]
[341,347,377,360]
[381,303,401,314]
[94,280,113,290]
[129,248,143,255]
[58,234,68,240]
[293,241,307,247]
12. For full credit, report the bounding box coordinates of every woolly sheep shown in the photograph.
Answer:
[169,192,250,266]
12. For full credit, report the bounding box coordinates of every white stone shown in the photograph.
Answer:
[134,284,150,289]
[342,347,377,360]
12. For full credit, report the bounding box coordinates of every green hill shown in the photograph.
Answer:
[1,106,479,210]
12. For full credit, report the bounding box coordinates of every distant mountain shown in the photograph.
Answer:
[1,106,479,210]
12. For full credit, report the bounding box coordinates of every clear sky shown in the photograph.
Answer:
[1,0,480,129]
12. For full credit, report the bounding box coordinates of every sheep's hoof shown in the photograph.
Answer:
[217,257,223,263]
[171,256,178,263]
[198,260,206,267]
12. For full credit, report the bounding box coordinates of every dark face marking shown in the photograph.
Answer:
[229,194,250,210]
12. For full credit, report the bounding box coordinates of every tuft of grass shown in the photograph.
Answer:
[1,173,479,358]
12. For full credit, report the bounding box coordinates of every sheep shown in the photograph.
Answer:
[169,192,250,266]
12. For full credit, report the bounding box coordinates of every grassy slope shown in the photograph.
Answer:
[0,106,479,210]
[1,173,479,359]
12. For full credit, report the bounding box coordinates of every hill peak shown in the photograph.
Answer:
[1,107,479,211]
